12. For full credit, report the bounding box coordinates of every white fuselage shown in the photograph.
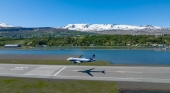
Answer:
[67,58,90,62]
[67,57,95,63]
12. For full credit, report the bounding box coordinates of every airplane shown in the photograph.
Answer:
[77,68,105,76]
[67,55,95,65]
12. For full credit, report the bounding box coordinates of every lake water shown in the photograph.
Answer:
[0,49,170,65]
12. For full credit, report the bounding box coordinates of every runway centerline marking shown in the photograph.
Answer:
[53,66,67,76]
[15,67,28,69]
[114,71,143,73]
[11,69,24,70]
[10,67,28,70]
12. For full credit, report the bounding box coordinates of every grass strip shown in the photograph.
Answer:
[0,77,118,93]
[0,59,111,66]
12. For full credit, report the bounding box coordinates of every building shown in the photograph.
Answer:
[4,44,21,48]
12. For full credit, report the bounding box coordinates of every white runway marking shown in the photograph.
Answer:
[24,74,52,76]
[15,67,28,69]
[53,66,67,76]
[11,69,24,70]
[114,71,143,73]
[11,67,28,70]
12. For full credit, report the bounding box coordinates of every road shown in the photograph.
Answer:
[0,64,170,83]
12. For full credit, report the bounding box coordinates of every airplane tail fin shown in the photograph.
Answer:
[102,70,105,74]
[90,55,95,61]
[91,55,95,59]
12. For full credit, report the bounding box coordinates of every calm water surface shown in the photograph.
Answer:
[0,49,170,65]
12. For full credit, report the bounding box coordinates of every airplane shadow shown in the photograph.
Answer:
[77,68,105,77]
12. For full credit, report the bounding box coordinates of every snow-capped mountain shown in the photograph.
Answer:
[0,22,13,27]
[61,24,163,31]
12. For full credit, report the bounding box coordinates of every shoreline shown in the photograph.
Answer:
[0,54,170,66]
[0,46,168,50]
[0,47,167,51]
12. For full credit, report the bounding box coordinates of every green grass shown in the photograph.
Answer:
[0,59,112,66]
[0,77,118,93]
[1,59,169,67]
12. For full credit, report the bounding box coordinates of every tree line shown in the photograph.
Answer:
[28,35,170,47]
[0,35,170,47]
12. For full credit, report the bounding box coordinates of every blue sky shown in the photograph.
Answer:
[0,0,170,27]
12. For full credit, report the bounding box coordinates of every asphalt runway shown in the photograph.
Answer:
[0,64,170,83]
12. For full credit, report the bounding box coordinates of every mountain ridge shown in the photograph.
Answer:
[1,22,170,35]
[61,24,169,31]
[0,22,13,27]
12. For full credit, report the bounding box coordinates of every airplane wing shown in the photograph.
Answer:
[86,72,93,76]
[74,61,81,63]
